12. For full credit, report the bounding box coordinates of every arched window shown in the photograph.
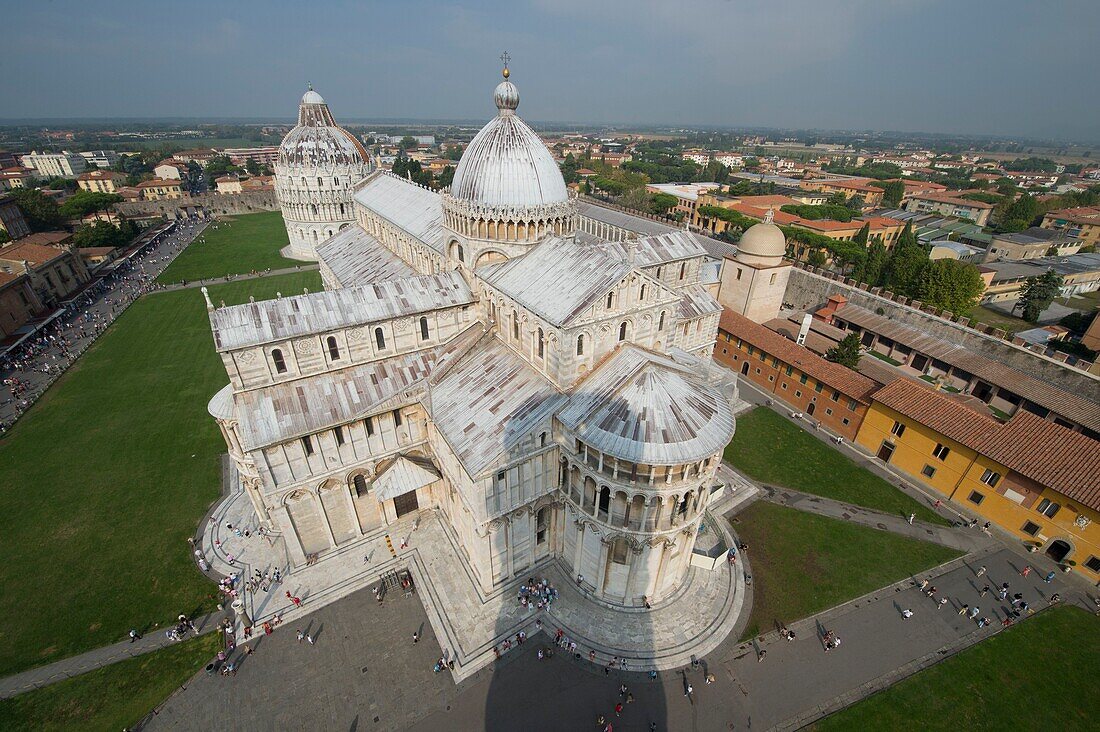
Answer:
[611,537,629,564]
[576,334,585,356]
[679,262,686,280]
[512,313,519,340]
[326,336,340,361]
[419,316,429,341]
[536,506,549,545]
[598,486,611,517]
[271,348,287,373]
[317,176,323,186]
[658,311,666,331]
[374,327,386,350]
[301,176,306,186]
[457,244,464,262]
[619,322,628,342]
[656,266,663,279]
[606,291,615,309]
[339,203,345,215]
[537,328,545,358]
[310,204,317,216]
[639,284,647,301]
[540,431,548,447]
[353,474,368,497]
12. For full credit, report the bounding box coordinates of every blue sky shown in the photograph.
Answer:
[3,0,1098,141]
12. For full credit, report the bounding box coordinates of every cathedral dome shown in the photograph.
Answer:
[449,70,569,208]
[737,210,786,260]
[277,85,369,168]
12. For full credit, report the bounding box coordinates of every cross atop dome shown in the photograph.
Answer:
[500,51,511,79]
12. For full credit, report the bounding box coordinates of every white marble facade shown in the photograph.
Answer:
[206,68,738,606]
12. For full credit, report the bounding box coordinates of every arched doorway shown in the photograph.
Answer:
[807,402,816,416]
[741,361,750,376]
[1045,539,1071,563]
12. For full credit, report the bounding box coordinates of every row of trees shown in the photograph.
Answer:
[391,152,454,190]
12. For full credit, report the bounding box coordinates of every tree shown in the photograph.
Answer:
[244,158,263,176]
[825,333,862,369]
[881,223,929,295]
[58,190,122,219]
[72,220,132,249]
[649,192,679,216]
[871,180,905,208]
[203,155,238,179]
[399,136,418,150]
[0,229,9,245]
[852,223,870,247]
[807,249,827,268]
[10,188,62,231]
[997,192,1040,233]
[1013,268,1063,323]
[437,165,454,189]
[854,238,888,285]
[913,259,985,315]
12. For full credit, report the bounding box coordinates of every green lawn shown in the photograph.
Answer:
[812,606,1100,731]
[0,272,320,677]
[157,210,303,284]
[733,502,962,640]
[725,408,947,524]
[0,633,221,732]
[971,305,1031,335]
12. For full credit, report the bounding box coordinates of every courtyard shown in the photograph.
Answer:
[156,210,305,284]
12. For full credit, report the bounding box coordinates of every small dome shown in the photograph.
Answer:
[737,216,786,259]
[450,72,568,208]
[301,89,325,105]
[277,87,370,168]
[494,80,519,112]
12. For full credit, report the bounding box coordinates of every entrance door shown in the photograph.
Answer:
[877,441,895,463]
[1045,539,1071,563]
[393,490,419,518]
[807,402,816,416]
[741,361,750,376]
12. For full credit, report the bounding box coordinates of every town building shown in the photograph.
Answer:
[273,86,373,259]
[136,178,184,200]
[986,226,1082,261]
[221,146,281,167]
[0,270,45,339]
[645,183,722,219]
[20,151,87,178]
[205,68,735,616]
[215,175,244,194]
[980,253,1100,304]
[241,175,274,192]
[903,192,994,226]
[856,378,1100,581]
[77,169,127,194]
[1041,207,1100,248]
[799,178,884,207]
[154,160,190,180]
[0,236,91,305]
[79,150,120,169]
[0,194,31,239]
[174,149,218,167]
[0,168,35,191]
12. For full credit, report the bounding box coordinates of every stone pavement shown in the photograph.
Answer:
[202,467,745,682]
[0,609,226,700]
[155,263,319,293]
[141,545,1083,732]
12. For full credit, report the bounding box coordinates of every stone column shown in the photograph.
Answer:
[231,598,252,629]
[504,518,515,579]
[342,485,364,537]
[572,521,585,578]
[624,545,643,605]
[271,504,307,566]
[595,537,611,594]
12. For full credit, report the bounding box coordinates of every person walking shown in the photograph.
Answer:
[307,634,315,645]
[1020,565,1032,578]
[975,565,987,577]
[684,683,693,699]
[296,630,304,643]
[901,608,913,619]
[413,632,420,643]
[615,702,623,717]
[980,585,991,597]
[286,591,302,607]
[129,629,142,642]
[907,513,915,525]
[958,603,969,616]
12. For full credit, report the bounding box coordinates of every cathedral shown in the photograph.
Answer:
[204,66,785,607]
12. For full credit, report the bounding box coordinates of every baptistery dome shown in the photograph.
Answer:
[274,85,373,260]
[735,209,787,265]
[449,72,569,208]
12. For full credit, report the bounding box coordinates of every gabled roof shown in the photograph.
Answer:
[0,239,69,266]
[316,224,415,288]
[373,455,441,502]
[430,337,566,478]
[872,378,1001,447]
[480,236,634,327]
[678,285,722,320]
[353,172,443,253]
[558,345,734,465]
[209,270,473,351]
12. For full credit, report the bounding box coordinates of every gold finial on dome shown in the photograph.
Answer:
[502,67,510,79]
[500,51,511,78]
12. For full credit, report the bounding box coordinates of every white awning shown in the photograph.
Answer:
[373,456,440,502]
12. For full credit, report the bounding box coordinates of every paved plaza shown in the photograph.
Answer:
[144,539,1083,731]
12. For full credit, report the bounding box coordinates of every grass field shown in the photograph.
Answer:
[725,408,947,524]
[732,502,962,640]
[812,605,1100,731]
[971,305,1032,335]
[0,271,320,677]
[0,633,221,732]
[157,211,302,284]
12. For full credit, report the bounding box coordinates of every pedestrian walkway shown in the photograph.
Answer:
[154,264,320,293]
[0,609,227,700]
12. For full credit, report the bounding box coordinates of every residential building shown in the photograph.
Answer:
[681,151,710,166]
[986,226,1082,261]
[856,378,1100,581]
[980,253,1100,304]
[154,160,190,180]
[0,270,45,339]
[715,309,877,440]
[1041,207,1100,248]
[0,194,31,239]
[215,175,244,194]
[0,168,36,190]
[1003,171,1059,188]
[929,240,985,263]
[174,149,218,167]
[0,151,17,169]
[79,150,120,169]
[221,146,280,167]
[240,175,274,192]
[77,169,127,194]
[20,151,87,178]
[713,154,744,169]
[645,183,721,219]
[799,178,884,207]
[903,192,994,226]
[0,236,91,304]
[136,178,184,200]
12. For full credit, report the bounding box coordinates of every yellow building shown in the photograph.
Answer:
[77,170,126,194]
[856,378,1100,581]
[136,178,183,201]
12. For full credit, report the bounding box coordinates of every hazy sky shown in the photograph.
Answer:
[4,0,1098,141]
